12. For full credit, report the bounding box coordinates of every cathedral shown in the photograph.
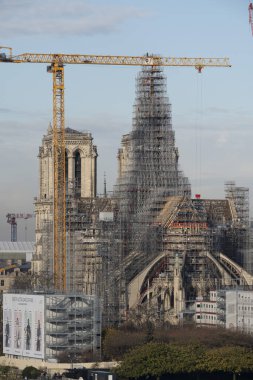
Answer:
[33,66,252,326]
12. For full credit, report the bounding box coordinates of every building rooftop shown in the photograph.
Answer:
[0,242,35,252]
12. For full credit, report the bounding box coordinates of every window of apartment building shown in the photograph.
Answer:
[1,280,4,286]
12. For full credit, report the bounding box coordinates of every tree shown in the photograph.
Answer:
[197,346,253,374]
[22,366,42,379]
[103,328,146,360]
[153,326,253,348]
[10,271,54,292]
[115,343,253,379]
[0,365,20,378]
[102,325,253,361]
[115,342,205,379]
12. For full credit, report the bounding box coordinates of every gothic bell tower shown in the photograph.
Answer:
[33,125,97,274]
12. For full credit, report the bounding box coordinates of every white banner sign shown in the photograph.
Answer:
[3,293,44,359]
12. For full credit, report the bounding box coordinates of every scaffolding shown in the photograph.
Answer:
[225,181,249,227]
[112,66,191,322]
[116,66,190,244]
[116,66,190,213]
[225,181,250,272]
[40,219,54,290]
[46,293,101,360]
[110,67,252,324]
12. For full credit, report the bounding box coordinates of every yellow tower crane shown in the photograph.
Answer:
[0,47,231,291]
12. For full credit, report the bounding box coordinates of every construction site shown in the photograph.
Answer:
[0,47,253,360]
[34,64,252,329]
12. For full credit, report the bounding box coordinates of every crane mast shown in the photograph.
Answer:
[47,63,66,290]
[0,47,231,291]
[6,213,34,242]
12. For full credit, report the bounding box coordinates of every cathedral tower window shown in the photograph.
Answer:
[65,150,68,188]
[75,151,81,195]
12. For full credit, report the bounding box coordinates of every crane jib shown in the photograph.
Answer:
[0,50,231,68]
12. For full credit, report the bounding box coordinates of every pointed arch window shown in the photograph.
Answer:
[75,151,81,195]
[65,150,68,183]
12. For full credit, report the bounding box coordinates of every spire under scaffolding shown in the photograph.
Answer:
[115,66,191,262]
[116,65,191,217]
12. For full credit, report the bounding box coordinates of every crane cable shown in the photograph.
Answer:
[194,71,204,197]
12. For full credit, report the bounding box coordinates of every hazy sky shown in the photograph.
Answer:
[0,0,252,241]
